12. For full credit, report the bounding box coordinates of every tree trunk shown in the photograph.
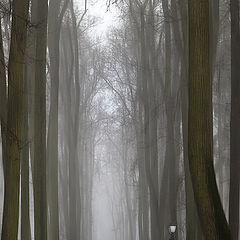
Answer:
[1,0,29,239]
[69,2,81,238]
[122,129,134,240]
[27,0,37,175]
[147,2,161,239]
[0,19,7,177]
[46,0,66,238]
[21,65,31,240]
[229,0,240,239]
[33,0,48,239]
[171,0,202,238]
[188,0,232,239]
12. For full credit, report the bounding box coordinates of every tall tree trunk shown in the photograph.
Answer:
[159,153,170,239]
[0,19,7,177]
[1,0,29,239]
[147,2,160,239]
[188,0,232,239]
[136,125,144,240]
[122,129,134,240]
[162,0,179,237]
[47,0,68,239]
[21,4,37,235]
[33,0,48,239]
[28,0,37,174]
[139,4,159,240]
[21,65,31,240]
[229,0,240,239]
[61,25,74,240]
[69,2,81,238]
[171,0,202,238]
[137,106,149,240]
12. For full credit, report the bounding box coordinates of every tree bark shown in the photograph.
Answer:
[21,65,31,240]
[229,0,240,239]
[27,0,37,175]
[1,0,29,239]
[0,19,7,177]
[188,0,232,239]
[33,0,48,239]
[47,0,68,239]
[147,2,161,239]
[69,2,81,238]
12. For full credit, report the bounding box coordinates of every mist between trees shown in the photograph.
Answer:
[0,0,239,239]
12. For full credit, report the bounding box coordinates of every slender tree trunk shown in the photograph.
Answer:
[21,65,31,240]
[140,5,160,240]
[229,0,240,239]
[0,19,7,176]
[137,107,149,240]
[136,127,144,240]
[147,2,160,239]
[61,26,74,240]
[188,0,232,239]
[122,129,134,240]
[33,0,48,239]
[162,0,178,236]
[69,2,81,238]
[21,4,37,235]
[1,0,29,239]
[47,1,68,238]
[28,0,37,174]
[47,0,63,238]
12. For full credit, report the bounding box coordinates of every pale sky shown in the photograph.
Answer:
[77,0,118,36]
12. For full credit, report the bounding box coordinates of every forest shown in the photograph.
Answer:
[0,0,239,239]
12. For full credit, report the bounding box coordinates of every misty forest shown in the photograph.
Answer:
[0,0,240,239]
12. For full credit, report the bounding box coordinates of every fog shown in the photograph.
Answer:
[0,0,237,240]
[82,3,119,239]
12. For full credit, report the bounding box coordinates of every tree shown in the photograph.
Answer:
[1,0,30,239]
[47,0,68,239]
[68,2,81,238]
[0,17,7,177]
[229,0,240,239]
[20,3,38,237]
[33,0,48,238]
[21,64,31,240]
[188,0,232,239]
